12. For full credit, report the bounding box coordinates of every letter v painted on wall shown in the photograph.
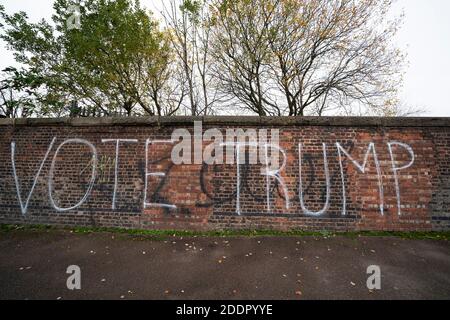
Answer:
[11,137,57,215]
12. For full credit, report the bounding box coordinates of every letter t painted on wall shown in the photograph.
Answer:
[101,139,138,210]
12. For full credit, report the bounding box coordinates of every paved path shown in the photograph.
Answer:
[0,229,449,300]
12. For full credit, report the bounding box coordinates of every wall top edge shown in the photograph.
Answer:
[0,116,449,127]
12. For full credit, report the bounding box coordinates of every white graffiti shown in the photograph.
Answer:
[11,137,57,215]
[299,143,330,216]
[263,143,290,212]
[9,137,417,217]
[336,142,384,216]
[101,139,138,210]
[388,141,416,216]
[48,139,97,212]
[144,139,177,210]
[220,142,289,215]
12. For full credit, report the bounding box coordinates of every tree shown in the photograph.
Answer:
[209,0,406,116]
[1,0,416,118]
[0,0,181,117]
[0,68,35,118]
[209,0,280,116]
[162,0,222,116]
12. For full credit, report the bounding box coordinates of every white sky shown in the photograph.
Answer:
[0,0,449,116]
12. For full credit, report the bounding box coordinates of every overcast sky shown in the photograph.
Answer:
[1,0,449,116]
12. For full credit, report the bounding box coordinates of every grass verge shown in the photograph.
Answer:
[1,223,449,241]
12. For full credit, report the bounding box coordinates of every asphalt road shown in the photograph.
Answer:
[0,229,449,300]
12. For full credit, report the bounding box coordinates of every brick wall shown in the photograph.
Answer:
[0,116,449,231]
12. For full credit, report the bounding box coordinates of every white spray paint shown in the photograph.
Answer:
[263,143,290,212]
[220,142,245,215]
[144,139,177,210]
[8,136,419,218]
[298,143,330,216]
[48,139,97,212]
[387,141,415,216]
[220,142,289,215]
[11,137,57,215]
[101,139,138,210]
[336,142,384,216]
